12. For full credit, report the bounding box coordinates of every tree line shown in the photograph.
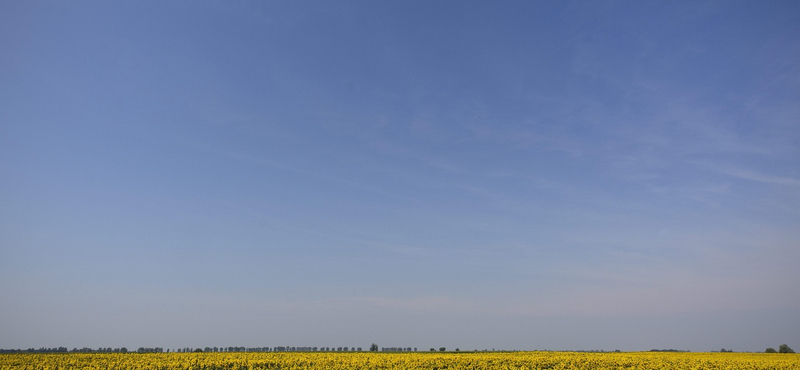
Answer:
[4,344,792,354]
[765,344,795,353]
[0,346,386,354]
[0,347,172,354]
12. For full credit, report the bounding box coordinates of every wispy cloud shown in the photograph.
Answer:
[724,169,800,187]
[179,137,421,203]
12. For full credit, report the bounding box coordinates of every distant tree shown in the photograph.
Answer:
[779,344,795,353]
[766,347,777,353]
[439,347,446,352]
[455,348,460,352]
[370,343,378,352]
[430,348,435,352]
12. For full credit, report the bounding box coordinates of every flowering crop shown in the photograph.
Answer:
[2,351,799,370]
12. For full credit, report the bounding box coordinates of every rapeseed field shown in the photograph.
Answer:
[2,351,799,370]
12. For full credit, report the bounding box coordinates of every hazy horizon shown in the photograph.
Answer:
[2,1,799,353]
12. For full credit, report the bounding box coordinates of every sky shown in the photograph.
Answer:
[1,0,799,352]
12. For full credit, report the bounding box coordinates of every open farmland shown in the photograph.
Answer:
[2,351,799,370]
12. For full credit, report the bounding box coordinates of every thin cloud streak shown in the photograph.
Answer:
[725,169,800,187]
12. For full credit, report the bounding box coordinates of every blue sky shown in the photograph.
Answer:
[1,1,799,352]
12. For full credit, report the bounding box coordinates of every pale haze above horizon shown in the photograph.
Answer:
[1,0,799,353]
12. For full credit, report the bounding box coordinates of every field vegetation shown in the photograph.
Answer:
[2,351,799,370]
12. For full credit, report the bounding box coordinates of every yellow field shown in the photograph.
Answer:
[2,351,799,370]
